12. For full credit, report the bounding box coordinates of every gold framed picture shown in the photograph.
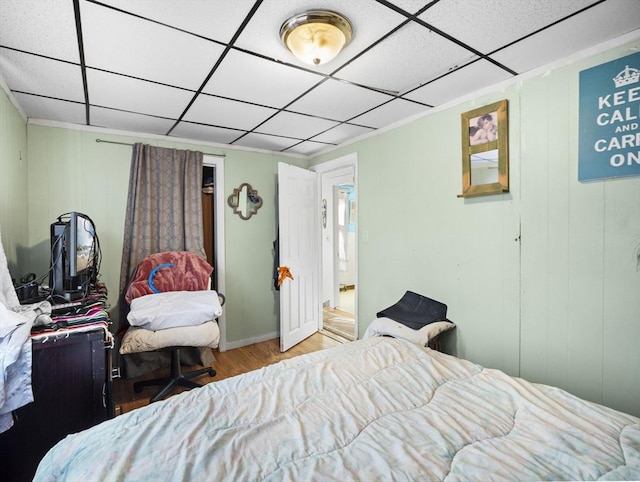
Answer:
[458,99,509,198]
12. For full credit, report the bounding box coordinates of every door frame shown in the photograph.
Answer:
[203,155,227,352]
[311,152,359,337]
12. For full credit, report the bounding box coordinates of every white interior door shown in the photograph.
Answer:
[278,162,320,352]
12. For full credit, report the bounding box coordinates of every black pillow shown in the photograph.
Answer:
[377,291,448,331]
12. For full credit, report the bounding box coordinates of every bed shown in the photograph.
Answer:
[34,337,640,481]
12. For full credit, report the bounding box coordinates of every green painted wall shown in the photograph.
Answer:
[0,88,28,277]
[24,125,305,341]
[312,38,640,416]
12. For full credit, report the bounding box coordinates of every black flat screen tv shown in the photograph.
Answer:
[49,212,99,302]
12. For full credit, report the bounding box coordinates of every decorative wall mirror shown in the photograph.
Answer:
[228,183,263,220]
[458,99,509,198]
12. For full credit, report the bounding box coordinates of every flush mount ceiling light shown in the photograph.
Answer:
[280,10,353,66]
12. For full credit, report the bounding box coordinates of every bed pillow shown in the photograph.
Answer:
[127,290,223,331]
[363,317,455,346]
[119,321,220,355]
[377,291,448,330]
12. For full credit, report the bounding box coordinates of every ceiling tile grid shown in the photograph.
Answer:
[0,49,85,103]
[287,78,393,122]
[0,0,637,157]
[256,110,339,139]
[490,0,640,74]
[420,0,602,55]
[349,97,432,129]
[86,69,194,119]
[80,0,227,91]
[12,92,87,126]
[404,59,514,107]
[100,0,258,44]
[90,106,177,136]
[202,50,323,108]
[310,123,375,145]
[169,121,245,146]
[235,131,310,152]
[335,21,479,95]
[182,93,277,131]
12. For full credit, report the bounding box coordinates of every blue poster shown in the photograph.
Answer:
[579,52,640,181]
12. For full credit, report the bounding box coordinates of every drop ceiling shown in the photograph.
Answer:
[1,0,638,157]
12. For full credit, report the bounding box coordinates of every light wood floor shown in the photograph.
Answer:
[323,288,356,340]
[113,332,345,415]
[323,306,356,340]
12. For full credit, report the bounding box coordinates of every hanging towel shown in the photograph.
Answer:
[0,227,37,433]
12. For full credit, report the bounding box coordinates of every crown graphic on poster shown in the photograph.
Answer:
[613,65,640,88]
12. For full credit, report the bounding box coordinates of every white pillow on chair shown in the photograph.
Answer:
[127,290,223,331]
[119,321,220,355]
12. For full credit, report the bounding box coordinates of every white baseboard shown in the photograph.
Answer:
[223,331,279,351]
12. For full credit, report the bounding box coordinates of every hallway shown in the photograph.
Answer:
[323,288,355,340]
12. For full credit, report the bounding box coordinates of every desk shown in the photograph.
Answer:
[0,328,114,482]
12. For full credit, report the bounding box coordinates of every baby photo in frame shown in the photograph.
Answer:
[459,99,509,198]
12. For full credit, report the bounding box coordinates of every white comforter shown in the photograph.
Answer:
[35,337,640,481]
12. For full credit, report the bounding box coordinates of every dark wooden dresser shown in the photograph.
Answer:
[0,328,114,481]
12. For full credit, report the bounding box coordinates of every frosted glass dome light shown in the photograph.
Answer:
[280,10,353,66]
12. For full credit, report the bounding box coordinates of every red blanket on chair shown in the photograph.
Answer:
[125,251,213,303]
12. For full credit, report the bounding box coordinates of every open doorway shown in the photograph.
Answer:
[313,154,358,341]
[322,184,356,340]
[202,155,226,351]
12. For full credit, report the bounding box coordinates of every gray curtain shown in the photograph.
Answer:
[116,143,213,378]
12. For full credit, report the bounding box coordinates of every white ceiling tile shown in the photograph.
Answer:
[234,132,300,152]
[235,0,407,74]
[90,107,175,135]
[80,1,225,90]
[203,50,323,107]
[288,79,391,121]
[100,0,257,43]
[0,50,85,102]
[170,122,244,145]
[184,94,277,131]
[13,92,86,125]
[405,60,513,106]
[258,111,339,139]
[0,0,79,62]
[310,123,374,144]
[385,1,436,15]
[421,0,600,54]
[349,98,430,129]
[491,0,640,73]
[284,140,332,156]
[86,69,193,118]
[337,22,478,94]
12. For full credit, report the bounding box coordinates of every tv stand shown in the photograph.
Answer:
[0,328,113,481]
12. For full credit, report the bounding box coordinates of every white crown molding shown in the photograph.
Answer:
[0,72,27,122]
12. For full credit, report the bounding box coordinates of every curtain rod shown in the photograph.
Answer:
[95,138,225,158]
